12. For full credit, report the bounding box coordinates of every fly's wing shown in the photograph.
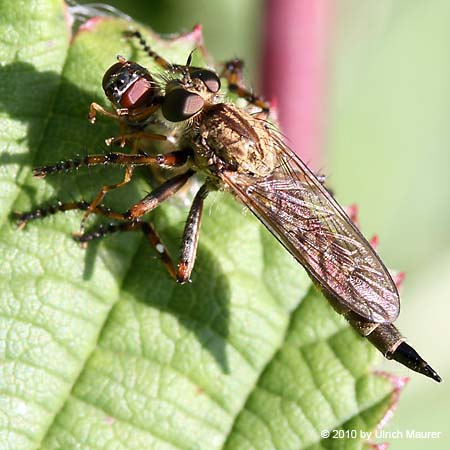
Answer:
[221,146,400,323]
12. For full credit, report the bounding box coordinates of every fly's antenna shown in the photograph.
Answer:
[181,49,196,83]
[185,49,195,68]
[123,30,174,72]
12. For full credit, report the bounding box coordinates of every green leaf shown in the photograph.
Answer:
[0,1,398,449]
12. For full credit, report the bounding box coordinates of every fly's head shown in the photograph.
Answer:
[101,47,222,128]
[160,61,221,123]
[102,56,160,111]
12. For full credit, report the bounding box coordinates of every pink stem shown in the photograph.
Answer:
[263,0,334,169]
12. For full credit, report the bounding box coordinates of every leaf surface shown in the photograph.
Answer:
[0,2,397,449]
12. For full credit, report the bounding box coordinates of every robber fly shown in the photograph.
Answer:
[16,30,441,382]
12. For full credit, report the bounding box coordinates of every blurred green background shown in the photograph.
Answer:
[329,2,450,448]
[79,1,449,448]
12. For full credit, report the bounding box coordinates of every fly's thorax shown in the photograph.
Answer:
[187,103,279,177]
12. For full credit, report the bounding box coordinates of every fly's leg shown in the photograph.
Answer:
[124,30,173,71]
[31,144,190,230]
[104,131,166,147]
[76,170,197,279]
[17,175,214,283]
[88,102,124,124]
[15,200,178,280]
[81,166,133,230]
[89,101,160,145]
[221,59,270,112]
[77,179,211,283]
[78,220,177,280]
[26,149,192,231]
[15,201,124,229]
[123,170,195,220]
[121,103,160,127]
[79,134,173,229]
[124,26,215,71]
[16,170,196,279]
[88,101,129,148]
[17,169,194,227]
[16,206,178,280]
[29,169,194,225]
[33,148,191,178]
[176,183,210,284]
[16,201,178,281]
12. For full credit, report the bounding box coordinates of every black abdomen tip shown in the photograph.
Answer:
[392,342,442,383]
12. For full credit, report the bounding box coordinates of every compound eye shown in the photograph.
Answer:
[162,88,204,122]
[102,62,134,105]
[102,62,125,91]
[121,77,155,109]
[190,69,221,93]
